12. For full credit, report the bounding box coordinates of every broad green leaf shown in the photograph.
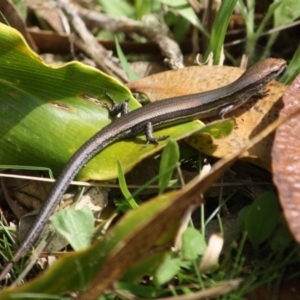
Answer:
[0,23,204,181]
[182,227,206,260]
[0,23,132,181]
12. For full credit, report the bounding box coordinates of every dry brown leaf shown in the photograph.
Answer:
[272,73,300,243]
[127,65,243,100]
[127,65,287,170]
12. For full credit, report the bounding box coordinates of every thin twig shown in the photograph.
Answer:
[0,173,271,188]
[57,0,129,82]
[78,7,184,69]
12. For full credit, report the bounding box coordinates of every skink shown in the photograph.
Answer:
[0,58,286,280]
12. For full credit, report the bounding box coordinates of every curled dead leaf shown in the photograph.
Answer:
[272,73,300,243]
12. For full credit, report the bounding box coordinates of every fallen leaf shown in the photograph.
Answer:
[127,65,287,170]
[127,65,243,100]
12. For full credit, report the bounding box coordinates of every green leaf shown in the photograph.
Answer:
[51,206,94,250]
[159,139,179,194]
[154,255,181,285]
[0,23,133,181]
[274,0,300,27]
[245,192,280,249]
[269,222,293,251]
[181,227,206,260]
